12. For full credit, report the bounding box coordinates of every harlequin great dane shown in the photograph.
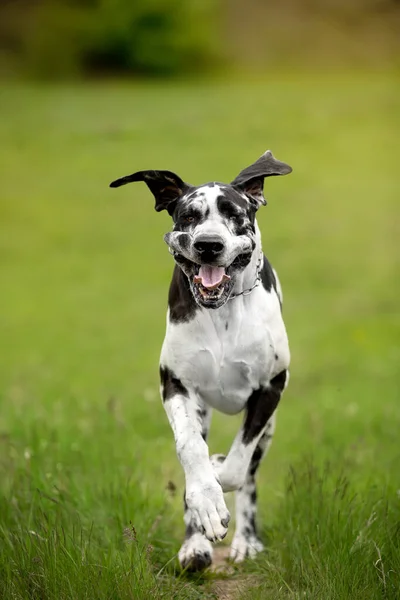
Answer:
[110,150,292,571]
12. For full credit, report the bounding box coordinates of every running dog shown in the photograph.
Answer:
[110,150,292,570]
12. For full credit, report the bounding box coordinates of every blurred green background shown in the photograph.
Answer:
[0,2,399,599]
[0,0,399,77]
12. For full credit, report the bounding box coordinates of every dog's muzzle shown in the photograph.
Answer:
[164,231,254,309]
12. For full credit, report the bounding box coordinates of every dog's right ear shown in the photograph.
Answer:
[110,170,191,214]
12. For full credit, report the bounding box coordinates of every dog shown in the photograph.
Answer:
[110,150,292,570]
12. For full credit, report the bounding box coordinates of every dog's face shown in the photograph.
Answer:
[165,183,258,308]
[110,151,292,309]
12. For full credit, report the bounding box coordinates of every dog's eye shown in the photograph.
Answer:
[184,216,195,223]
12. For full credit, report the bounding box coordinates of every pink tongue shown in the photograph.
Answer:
[198,266,226,289]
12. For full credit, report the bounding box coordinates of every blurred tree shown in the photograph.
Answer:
[0,0,398,78]
[222,0,400,69]
[0,0,220,77]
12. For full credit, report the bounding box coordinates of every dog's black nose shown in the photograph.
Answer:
[193,237,225,256]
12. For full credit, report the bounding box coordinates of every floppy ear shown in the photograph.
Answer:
[231,150,292,208]
[110,169,191,214]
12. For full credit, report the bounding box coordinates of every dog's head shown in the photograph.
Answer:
[110,151,292,309]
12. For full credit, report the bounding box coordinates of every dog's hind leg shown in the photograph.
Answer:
[230,413,276,562]
[178,403,214,571]
[210,370,288,494]
[209,370,289,560]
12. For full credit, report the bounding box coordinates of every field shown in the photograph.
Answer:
[0,70,399,599]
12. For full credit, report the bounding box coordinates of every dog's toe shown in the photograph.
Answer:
[201,502,230,542]
[179,533,213,571]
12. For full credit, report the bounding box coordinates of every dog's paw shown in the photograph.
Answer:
[179,533,213,571]
[185,481,230,542]
[230,534,264,562]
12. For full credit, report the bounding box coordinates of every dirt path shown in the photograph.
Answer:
[210,547,249,600]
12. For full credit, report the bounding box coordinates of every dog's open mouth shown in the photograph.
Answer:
[173,252,253,309]
[193,265,231,304]
[190,264,234,308]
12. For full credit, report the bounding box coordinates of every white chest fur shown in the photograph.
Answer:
[160,284,290,415]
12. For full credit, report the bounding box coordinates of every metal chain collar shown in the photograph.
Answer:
[228,251,264,301]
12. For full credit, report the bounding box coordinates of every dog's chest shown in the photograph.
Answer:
[162,288,287,415]
[193,316,274,414]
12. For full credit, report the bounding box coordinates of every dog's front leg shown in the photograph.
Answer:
[211,370,288,493]
[160,367,230,543]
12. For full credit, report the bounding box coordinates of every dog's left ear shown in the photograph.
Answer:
[231,150,292,208]
[110,169,191,214]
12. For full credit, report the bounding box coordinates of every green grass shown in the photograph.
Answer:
[0,69,399,599]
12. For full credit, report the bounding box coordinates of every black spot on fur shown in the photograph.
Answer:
[159,365,187,402]
[168,265,198,323]
[243,526,252,539]
[252,445,263,464]
[217,194,243,218]
[178,232,190,250]
[242,371,287,444]
[275,353,279,360]
[249,464,257,477]
[248,428,274,475]
[260,255,277,294]
[217,192,256,235]
[196,408,210,441]
[184,489,209,543]
[271,370,287,389]
[185,521,195,539]
[196,408,207,421]
[249,457,260,477]
[229,252,253,272]
[250,489,257,504]
[249,513,257,534]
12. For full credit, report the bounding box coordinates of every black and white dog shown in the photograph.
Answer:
[110,151,292,571]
